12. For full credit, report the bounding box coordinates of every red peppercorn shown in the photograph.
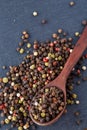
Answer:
[77,69,80,75]
[53,61,57,66]
[55,47,60,51]
[37,66,42,71]
[49,42,54,47]
[67,48,70,52]
[13,112,17,116]
[54,41,58,44]
[28,106,30,111]
[85,54,87,58]
[43,57,49,62]
[23,77,28,81]
[0,104,5,110]
[33,44,38,49]
[33,80,37,83]
[49,70,53,74]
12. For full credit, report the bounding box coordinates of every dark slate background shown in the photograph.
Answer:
[0,0,87,130]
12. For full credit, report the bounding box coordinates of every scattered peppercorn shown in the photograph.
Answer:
[82,66,86,71]
[75,119,82,125]
[33,11,38,16]
[19,48,24,54]
[41,19,47,24]
[74,111,80,117]
[2,66,6,70]
[0,25,87,130]
[69,1,75,6]
[2,77,8,83]
[75,32,80,37]
[82,20,87,26]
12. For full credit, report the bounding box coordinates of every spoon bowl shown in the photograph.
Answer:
[29,26,87,126]
[30,79,66,126]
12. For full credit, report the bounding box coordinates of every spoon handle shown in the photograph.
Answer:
[60,26,87,81]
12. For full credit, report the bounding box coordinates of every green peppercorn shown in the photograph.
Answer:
[12,116,17,121]
[27,43,31,48]
[34,115,38,120]
[67,99,72,104]
[68,85,73,90]
[30,64,35,69]
[45,62,49,66]
[45,88,49,93]
[19,100,23,104]
[5,119,10,124]
[51,54,55,58]
[42,74,46,78]
[58,56,62,61]
[18,126,23,130]
[19,48,24,54]
[10,106,14,111]
[72,93,77,99]
[2,77,8,83]
[41,112,46,117]
[23,112,27,117]
[19,107,24,112]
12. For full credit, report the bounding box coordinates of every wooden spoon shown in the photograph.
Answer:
[29,26,87,126]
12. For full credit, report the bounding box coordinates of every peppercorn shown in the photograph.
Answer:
[58,29,63,34]
[33,11,38,16]
[74,111,80,116]
[2,77,8,83]
[41,112,46,117]
[69,1,75,6]
[52,33,58,38]
[18,126,23,130]
[2,66,6,69]
[5,119,10,124]
[82,66,86,71]
[75,100,80,104]
[82,20,87,26]
[24,33,29,39]
[76,120,82,125]
[27,43,31,48]
[41,19,47,24]
[19,48,24,54]
[75,32,80,37]
[0,27,86,130]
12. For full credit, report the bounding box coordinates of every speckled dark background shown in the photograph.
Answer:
[0,0,87,130]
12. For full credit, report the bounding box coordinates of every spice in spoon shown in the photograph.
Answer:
[30,86,65,123]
